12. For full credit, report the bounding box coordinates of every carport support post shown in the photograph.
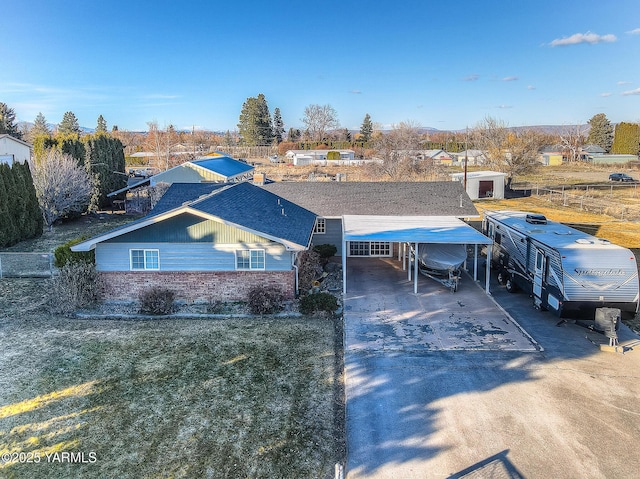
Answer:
[485,244,492,295]
[474,244,478,281]
[402,242,406,271]
[342,237,347,295]
[414,242,418,294]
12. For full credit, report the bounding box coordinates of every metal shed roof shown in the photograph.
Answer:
[342,215,492,244]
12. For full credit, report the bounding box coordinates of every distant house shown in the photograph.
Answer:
[418,149,454,165]
[539,146,563,166]
[582,144,606,156]
[451,171,507,200]
[451,149,487,166]
[262,181,478,256]
[285,149,356,166]
[0,135,32,165]
[108,156,255,212]
[72,182,316,303]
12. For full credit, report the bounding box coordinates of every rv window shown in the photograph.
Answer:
[495,232,501,245]
[488,223,494,238]
[536,251,544,270]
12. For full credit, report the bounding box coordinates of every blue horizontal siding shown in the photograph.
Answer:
[312,218,344,255]
[96,242,293,272]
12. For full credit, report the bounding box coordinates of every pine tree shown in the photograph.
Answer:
[16,162,43,238]
[586,113,614,152]
[59,111,81,135]
[360,113,373,143]
[237,94,273,146]
[32,112,50,136]
[96,115,107,133]
[0,102,22,139]
[272,108,285,144]
[0,164,13,246]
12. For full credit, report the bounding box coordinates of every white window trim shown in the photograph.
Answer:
[235,249,266,270]
[314,217,326,234]
[130,248,160,271]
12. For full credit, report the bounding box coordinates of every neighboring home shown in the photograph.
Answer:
[72,182,317,303]
[262,181,478,256]
[0,134,32,165]
[450,171,507,200]
[451,149,487,166]
[418,149,454,165]
[590,154,638,165]
[539,146,563,166]
[108,156,255,212]
[582,144,606,156]
[285,149,356,166]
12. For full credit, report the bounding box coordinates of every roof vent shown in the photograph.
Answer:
[525,213,547,225]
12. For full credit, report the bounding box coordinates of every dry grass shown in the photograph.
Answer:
[0,283,341,479]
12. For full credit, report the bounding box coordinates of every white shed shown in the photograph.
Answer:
[451,171,507,200]
[0,135,32,165]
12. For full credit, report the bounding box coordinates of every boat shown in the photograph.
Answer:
[415,243,467,292]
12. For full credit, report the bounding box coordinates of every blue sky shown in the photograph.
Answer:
[2,0,639,133]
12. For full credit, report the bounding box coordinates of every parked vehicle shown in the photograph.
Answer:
[609,172,637,182]
[483,210,639,318]
[269,155,283,163]
[411,243,467,292]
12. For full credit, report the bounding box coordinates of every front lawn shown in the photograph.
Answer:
[0,281,342,478]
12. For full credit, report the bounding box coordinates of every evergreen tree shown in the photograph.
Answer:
[96,115,107,133]
[0,102,22,139]
[611,122,640,155]
[237,94,273,146]
[288,128,301,142]
[59,136,86,164]
[360,113,373,143]
[0,163,18,246]
[59,111,81,135]
[32,112,50,136]
[15,162,43,238]
[272,108,285,144]
[586,113,614,152]
[83,135,126,208]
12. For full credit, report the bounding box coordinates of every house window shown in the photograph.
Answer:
[314,218,326,234]
[130,249,160,270]
[236,249,265,270]
[348,241,392,257]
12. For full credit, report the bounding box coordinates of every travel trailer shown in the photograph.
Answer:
[483,211,639,318]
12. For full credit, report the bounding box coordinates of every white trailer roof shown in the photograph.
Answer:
[342,215,492,245]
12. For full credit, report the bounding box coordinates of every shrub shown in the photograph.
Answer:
[313,244,337,259]
[139,286,176,315]
[54,237,95,268]
[247,285,285,315]
[299,292,338,315]
[50,262,102,314]
[297,249,323,292]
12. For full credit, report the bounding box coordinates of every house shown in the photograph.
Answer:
[451,149,487,166]
[285,149,356,166]
[72,182,316,302]
[450,171,507,200]
[539,146,563,166]
[419,149,454,165]
[261,181,479,256]
[0,135,32,165]
[107,155,255,212]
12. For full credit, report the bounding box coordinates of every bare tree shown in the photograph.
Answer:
[301,104,339,142]
[558,124,588,162]
[371,120,425,180]
[32,150,93,230]
[472,116,545,188]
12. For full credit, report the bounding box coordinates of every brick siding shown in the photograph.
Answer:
[100,271,295,303]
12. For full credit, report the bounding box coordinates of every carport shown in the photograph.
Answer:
[341,215,493,295]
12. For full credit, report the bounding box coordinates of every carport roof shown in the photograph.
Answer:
[342,215,492,244]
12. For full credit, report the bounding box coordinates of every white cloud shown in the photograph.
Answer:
[600,92,612,97]
[350,89,362,94]
[464,74,479,81]
[622,88,640,96]
[626,28,640,35]
[498,105,513,109]
[503,76,518,82]
[527,85,536,90]
[550,32,617,46]
[617,80,632,85]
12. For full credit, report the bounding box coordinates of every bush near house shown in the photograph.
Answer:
[138,286,177,315]
[247,284,285,315]
[50,262,102,314]
[299,292,338,315]
[53,237,95,267]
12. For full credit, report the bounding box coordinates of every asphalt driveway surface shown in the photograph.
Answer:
[344,257,640,479]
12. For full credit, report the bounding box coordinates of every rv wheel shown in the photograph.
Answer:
[505,277,518,293]
[497,270,507,284]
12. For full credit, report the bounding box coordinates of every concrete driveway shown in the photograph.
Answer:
[344,257,640,479]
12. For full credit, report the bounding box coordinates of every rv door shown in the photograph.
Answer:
[533,249,545,301]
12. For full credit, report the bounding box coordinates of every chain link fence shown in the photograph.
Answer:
[0,253,56,278]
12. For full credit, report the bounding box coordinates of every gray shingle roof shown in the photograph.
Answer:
[261,181,478,217]
[151,183,228,215]
[190,182,317,248]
